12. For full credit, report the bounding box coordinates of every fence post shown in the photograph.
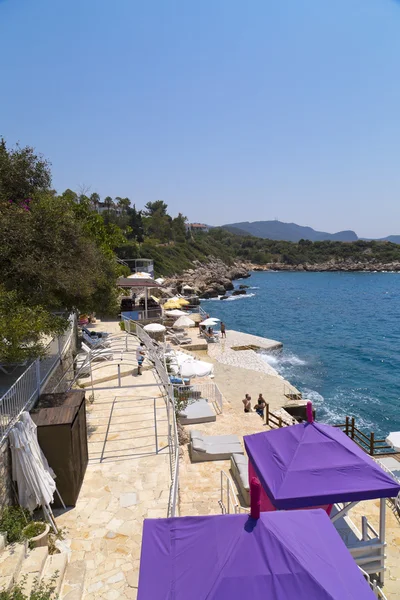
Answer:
[370,432,375,456]
[345,416,349,436]
[265,403,269,426]
[57,335,63,362]
[351,417,355,439]
[35,359,41,396]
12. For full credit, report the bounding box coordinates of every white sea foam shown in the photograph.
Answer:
[225,293,256,301]
[260,351,306,368]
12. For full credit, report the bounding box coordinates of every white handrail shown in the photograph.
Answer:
[219,470,248,515]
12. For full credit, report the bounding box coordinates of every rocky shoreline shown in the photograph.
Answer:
[162,257,400,300]
[251,261,400,272]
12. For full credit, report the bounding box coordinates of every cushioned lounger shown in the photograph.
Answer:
[178,399,216,425]
[231,453,250,505]
[190,430,243,462]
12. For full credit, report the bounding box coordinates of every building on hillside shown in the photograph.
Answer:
[96,202,122,216]
[185,223,209,233]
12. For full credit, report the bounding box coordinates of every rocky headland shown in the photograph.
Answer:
[163,258,251,298]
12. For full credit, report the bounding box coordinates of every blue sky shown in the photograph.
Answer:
[1,0,400,237]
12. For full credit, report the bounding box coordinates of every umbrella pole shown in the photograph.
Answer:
[145,288,148,319]
[55,486,67,510]
[43,504,58,534]
[379,498,386,585]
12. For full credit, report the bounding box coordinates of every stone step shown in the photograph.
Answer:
[60,560,86,600]
[17,546,49,596]
[0,543,26,591]
[41,552,69,595]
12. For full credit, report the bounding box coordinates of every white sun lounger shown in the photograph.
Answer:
[178,399,216,425]
[230,453,250,506]
[82,331,111,348]
[75,342,114,374]
[376,456,400,513]
[190,430,243,462]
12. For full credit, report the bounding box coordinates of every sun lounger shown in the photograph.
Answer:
[190,430,243,462]
[82,331,111,348]
[75,343,114,375]
[178,399,216,425]
[82,326,109,339]
[376,456,400,513]
[230,453,250,505]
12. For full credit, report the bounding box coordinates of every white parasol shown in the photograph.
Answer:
[180,359,214,378]
[199,318,220,327]
[9,412,62,530]
[143,323,166,333]
[173,316,195,328]
[165,309,187,317]
[386,432,400,452]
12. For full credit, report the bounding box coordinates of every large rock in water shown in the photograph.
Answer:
[232,289,247,296]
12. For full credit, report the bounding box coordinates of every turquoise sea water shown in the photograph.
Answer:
[202,271,400,437]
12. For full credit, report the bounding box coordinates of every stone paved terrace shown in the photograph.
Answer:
[179,404,268,516]
[54,320,171,600]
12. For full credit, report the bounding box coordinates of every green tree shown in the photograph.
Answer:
[0,138,51,203]
[116,197,131,213]
[143,200,168,217]
[90,192,100,210]
[0,288,66,363]
[103,196,114,214]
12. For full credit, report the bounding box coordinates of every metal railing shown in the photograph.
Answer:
[0,314,76,445]
[359,569,388,600]
[125,319,180,517]
[173,382,223,414]
[219,471,248,514]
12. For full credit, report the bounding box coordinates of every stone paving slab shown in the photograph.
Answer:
[54,327,171,600]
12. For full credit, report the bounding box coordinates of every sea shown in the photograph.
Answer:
[201,271,400,438]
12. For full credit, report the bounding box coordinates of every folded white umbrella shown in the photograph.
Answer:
[143,323,166,333]
[199,318,220,327]
[9,412,56,513]
[180,360,214,378]
[165,309,187,317]
[173,316,195,328]
[386,432,400,452]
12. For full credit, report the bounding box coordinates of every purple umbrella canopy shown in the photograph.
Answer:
[244,422,400,510]
[138,510,375,599]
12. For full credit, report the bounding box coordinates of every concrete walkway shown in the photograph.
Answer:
[55,323,171,600]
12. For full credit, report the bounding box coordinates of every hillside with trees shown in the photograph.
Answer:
[3,137,400,360]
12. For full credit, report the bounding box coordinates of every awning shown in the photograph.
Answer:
[138,510,375,599]
[244,422,400,510]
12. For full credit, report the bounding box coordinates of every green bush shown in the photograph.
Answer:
[0,506,31,544]
[0,576,58,600]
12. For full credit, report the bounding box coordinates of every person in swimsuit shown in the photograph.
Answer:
[254,394,266,418]
[242,394,251,413]
[220,321,226,338]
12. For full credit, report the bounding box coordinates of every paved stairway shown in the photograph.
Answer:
[0,532,85,599]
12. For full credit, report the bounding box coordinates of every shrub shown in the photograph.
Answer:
[0,576,58,600]
[0,506,31,544]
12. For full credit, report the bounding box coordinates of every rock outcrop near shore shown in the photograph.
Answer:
[164,258,251,298]
[252,261,400,272]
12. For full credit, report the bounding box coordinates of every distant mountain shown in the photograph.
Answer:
[375,235,400,244]
[221,220,358,243]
